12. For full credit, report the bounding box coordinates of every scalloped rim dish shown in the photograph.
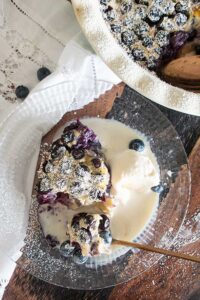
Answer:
[71,0,200,116]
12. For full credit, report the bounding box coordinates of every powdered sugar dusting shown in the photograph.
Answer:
[72,0,200,116]
[174,211,200,248]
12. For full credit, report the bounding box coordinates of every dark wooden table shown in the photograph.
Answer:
[3,86,200,300]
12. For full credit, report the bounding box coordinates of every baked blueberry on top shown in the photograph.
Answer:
[65,212,112,263]
[37,120,111,207]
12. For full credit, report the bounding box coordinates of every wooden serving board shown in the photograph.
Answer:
[3,86,200,300]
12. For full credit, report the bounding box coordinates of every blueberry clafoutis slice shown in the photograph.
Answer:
[37,120,113,264]
[37,120,111,207]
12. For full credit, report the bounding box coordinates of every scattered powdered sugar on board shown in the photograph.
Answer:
[175,211,200,247]
[158,210,200,253]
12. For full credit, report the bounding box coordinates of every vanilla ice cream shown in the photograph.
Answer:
[82,118,160,242]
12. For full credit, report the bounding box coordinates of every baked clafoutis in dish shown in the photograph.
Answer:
[36,118,160,264]
[100,0,200,71]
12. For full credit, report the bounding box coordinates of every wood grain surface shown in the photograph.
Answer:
[3,86,200,300]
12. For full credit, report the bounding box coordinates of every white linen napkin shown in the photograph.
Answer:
[0,7,120,300]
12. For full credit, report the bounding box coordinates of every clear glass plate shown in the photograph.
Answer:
[0,80,190,289]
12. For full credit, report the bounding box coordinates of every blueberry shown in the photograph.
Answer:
[60,240,74,257]
[78,212,88,218]
[135,5,147,20]
[104,6,115,21]
[72,215,81,230]
[72,149,84,160]
[175,2,188,14]
[90,140,102,151]
[162,1,175,15]
[129,139,145,152]
[121,31,134,46]
[89,189,98,200]
[155,30,169,47]
[134,21,149,37]
[64,121,79,132]
[56,179,67,190]
[51,141,66,158]
[195,45,200,55]
[51,140,61,149]
[51,145,66,159]
[73,248,88,264]
[159,17,174,31]
[37,67,51,81]
[147,56,158,70]
[60,160,71,175]
[80,164,89,172]
[39,177,51,192]
[174,13,188,27]
[92,158,101,168]
[100,231,112,244]
[15,85,29,99]
[62,131,74,144]
[46,234,59,248]
[75,164,89,177]
[93,174,104,184]
[123,17,133,26]
[169,30,189,49]
[132,48,146,61]
[111,24,121,33]
[154,47,162,56]
[43,161,54,173]
[70,181,83,195]
[121,1,132,14]
[142,36,153,48]
[99,214,110,231]
[151,184,164,193]
[147,7,163,23]
[85,215,96,229]
[72,241,81,249]
[72,213,87,230]
[78,228,92,244]
[84,214,94,224]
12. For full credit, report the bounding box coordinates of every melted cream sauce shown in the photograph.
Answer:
[82,118,159,242]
